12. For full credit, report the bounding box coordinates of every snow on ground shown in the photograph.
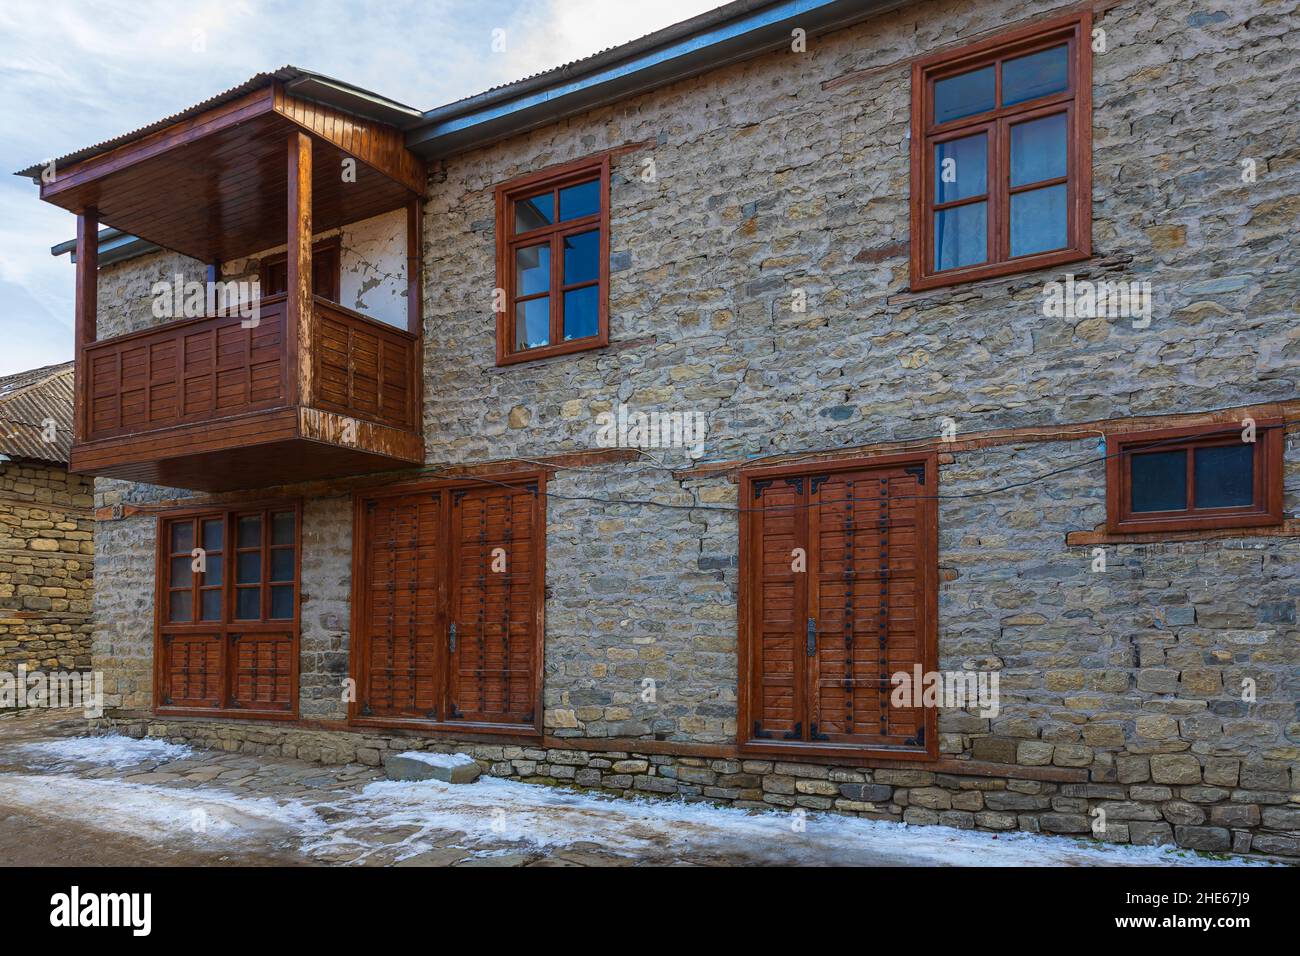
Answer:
[0,774,326,844]
[16,735,194,769]
[395,751,477,769]
[308,775,1269,867]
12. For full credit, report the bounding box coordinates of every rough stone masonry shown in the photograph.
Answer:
[88,0,1299,858]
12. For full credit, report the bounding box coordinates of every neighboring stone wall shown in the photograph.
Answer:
[0,462,93,671]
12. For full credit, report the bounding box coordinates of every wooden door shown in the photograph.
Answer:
[357,491,444,719]
[746,456,935,753]
[447,483,540,725]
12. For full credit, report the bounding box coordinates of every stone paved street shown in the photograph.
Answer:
[0,709,1275,868]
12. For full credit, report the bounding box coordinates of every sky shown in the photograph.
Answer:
[0,0,720,376]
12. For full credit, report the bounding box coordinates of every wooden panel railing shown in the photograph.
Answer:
[83,296,288,441]
[312,296,417,431]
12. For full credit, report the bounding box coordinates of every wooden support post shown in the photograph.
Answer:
[286,131,313,408]
[73,208,98,445]
[406,197,424,432]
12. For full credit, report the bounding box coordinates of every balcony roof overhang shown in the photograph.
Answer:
[26,78,426,264]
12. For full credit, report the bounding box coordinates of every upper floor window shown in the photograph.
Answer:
[910,13,1092,290]
[1106,422,1284,534]
[495,155,611,365]
[260,238,341,301]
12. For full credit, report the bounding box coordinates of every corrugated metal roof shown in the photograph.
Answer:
[0,362,74,465]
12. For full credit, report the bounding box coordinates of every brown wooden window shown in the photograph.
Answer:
[739,455,939,759]
[494,155,611,365]
[156,503,301,716]
[259,238,340,301]
[1106,422,1284,534]
[910,13,1092,290]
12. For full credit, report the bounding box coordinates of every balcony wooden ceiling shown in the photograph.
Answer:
[38,83,426,264]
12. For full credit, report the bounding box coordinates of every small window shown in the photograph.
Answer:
[495,155,610,365]
[910,14,1092,290]
[259,239,341,301]
[1107,422,1284,534]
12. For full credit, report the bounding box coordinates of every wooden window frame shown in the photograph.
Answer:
[737,452,940,761]
[1106,421,1284,535]
[259,236,341,301]
[494,155,611,366]
[347,471,547,737]
[910,12,1092,291]
[154,499,302,719]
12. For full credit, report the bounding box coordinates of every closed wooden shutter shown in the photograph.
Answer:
[746,457,935,753]
[448,483,539,725]
[230,633,294,711]
[160,633,223,708]
[359,492,443,719]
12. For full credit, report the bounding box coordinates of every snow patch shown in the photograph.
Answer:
[18,736,194,769]
[393,751,477,770]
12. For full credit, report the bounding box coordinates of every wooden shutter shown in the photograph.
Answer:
[448,483,540,725]
[745,457,935,754]
[159,634,223,708]
[359,492,443,719]
[230,633,294,711]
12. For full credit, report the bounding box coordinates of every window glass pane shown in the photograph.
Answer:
[1194,444,1254,509]
[202,519,223,552]
[515,244,550,296]
[170,556,193,588]
[559,180,600,220]
[236,589,260,621]
[237,551,262,584]
[514,192,553,232]
[563,230,600,285]
[1003,44,1069,106]
[934,132,987,204]
[1130,450,1187,512]
[1010,113,1067,187]
[271,549,295,583]
[237,515,261,549]
[563,286,600,342]
[270,586,294,620]
[934,201,987,271]
[168,590,192,622]
[515,297,550,350]
[271,512,294,546]
[206,554,223,587]
[200,590,222,622]
[1010,184,1067,257]
[933,65,995,123]
[170,521,193,554]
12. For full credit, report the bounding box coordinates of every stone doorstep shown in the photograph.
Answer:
[95,713,1293,861]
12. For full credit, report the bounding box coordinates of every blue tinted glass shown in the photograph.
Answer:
[1194,445,1253,508]
[1131,451,1187,512]
[237,515,260,549]
[515,244,550,296]
[1010,184,1067,257]
[201,590,221,622]
[933,66,995,123]
[236,589,260,620]
[237,551,261,584]
[559,180,600,220]
[514,192,553,232]
[171,521,193,554]
[271,549,294,582]
[934,201,987,271]
[563,286,600,341]
[934,132,987,204]
[1003,45,1069,106]
[205,554,223,587]
[515,297,549,350]
[170,556,192,588]
[270,585,294,620]
[202,519,223,552]
[169,590,192,622]
[1010,113,1067,186]
[271,512,294,546]
[563,230,599,285]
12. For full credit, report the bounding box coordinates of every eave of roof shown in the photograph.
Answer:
[0,362,75,465]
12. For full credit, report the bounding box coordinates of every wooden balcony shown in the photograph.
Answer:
[32,77,429,492]
[71,295,423,491]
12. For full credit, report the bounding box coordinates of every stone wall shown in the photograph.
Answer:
[86,0,1300,856]
[0,462,93,671]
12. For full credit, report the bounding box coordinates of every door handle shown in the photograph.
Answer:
[449,622,457,653]
[806,617,816,657]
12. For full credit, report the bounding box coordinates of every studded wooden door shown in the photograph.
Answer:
[745,456,936,755]
[356,491,444,719]
[447,483,540,726]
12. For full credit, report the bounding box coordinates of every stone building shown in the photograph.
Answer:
[21,0,1300,856]
[0,362,94,672]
